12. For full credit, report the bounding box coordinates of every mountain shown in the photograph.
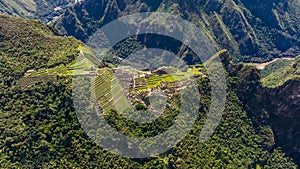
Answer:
[0,15,298,168]
[220,53,300,165]
[0,14,81,76]
[236,56,300,163]
[0,0,75,22]
[53,0,300,62]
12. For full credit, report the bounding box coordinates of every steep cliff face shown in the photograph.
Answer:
[232,62,300,165]
[265,79,300,163]
[53,0,300,62]
[53,0,162,41]
[266,79,300,118]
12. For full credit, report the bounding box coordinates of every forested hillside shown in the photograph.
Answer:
[0,0,75,22]
[53,0,300,62]
[235,56,300,164]
[0,15,81,76]
[0,15,298,168]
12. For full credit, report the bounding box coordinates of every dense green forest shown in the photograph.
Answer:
[0,15,298,168]
[0,15,80,76]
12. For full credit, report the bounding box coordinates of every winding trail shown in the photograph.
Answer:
[252,57,295,70]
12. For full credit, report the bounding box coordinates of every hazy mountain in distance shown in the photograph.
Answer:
[54,0,300,62]
[0,0,76,23]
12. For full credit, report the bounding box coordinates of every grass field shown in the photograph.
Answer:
[133,66,204,92]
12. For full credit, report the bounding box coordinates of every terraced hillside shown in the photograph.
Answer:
[90,65,205,115]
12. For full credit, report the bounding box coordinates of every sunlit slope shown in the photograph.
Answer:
[260,55,300,88]
[0,15,81,77]
[0,0,75,22]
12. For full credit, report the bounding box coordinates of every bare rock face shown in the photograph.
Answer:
[266,80,300,118]
[265,79,300,163]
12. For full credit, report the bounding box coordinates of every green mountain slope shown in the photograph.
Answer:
[0,0,75,22]
[0,14,81,76]
[53,0,300,62]
[0,16,297,168]
[230,56,300,165]
[261,56,300,88]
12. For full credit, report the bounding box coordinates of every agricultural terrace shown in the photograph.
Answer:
[19,46,97,88]
[20,50,206,115]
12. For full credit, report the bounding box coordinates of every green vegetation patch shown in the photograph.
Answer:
[261,59,294,78]
[261,56,300,88]
[0,15,81,76]
[1,15,297,168]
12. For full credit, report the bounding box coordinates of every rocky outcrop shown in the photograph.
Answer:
[233,62,300,164]
[265,79,300,163]
[216,50,300,164]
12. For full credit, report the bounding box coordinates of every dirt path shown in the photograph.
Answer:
[252,57,295,70]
